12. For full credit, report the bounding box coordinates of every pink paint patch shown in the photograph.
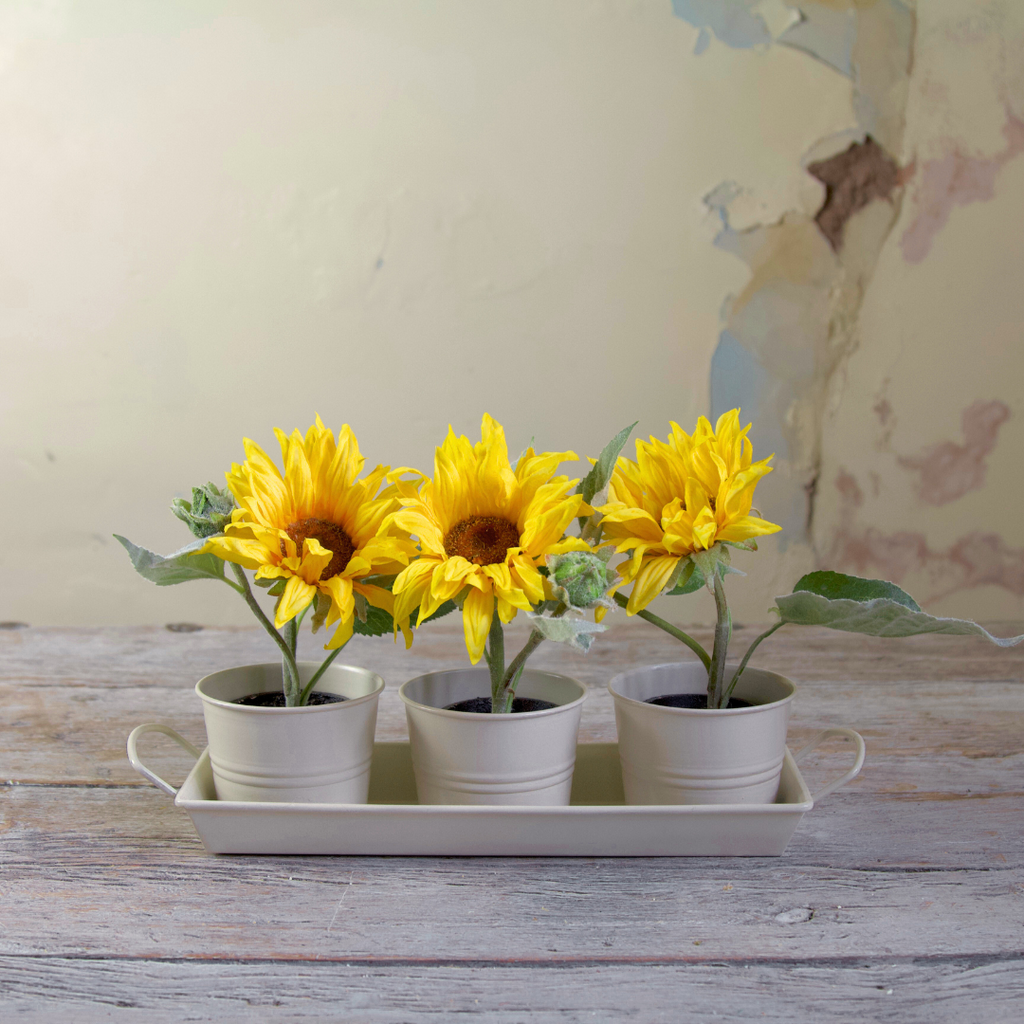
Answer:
[898,400,1010,506]
[827,469,1024,603]
[900,112,1024,264]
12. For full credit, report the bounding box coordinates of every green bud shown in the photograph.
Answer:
[546,551,618,610]
[171,483,236,539]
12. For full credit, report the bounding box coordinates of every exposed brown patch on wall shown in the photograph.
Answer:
[898,400,1011,506]
[827,468,1024,602]
[807,137,901,251]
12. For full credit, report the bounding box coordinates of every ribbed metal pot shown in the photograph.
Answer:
[609,661,796,805]
[196,661,384,803]
[399,668,586,806]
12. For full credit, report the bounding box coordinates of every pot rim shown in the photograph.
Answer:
[195,660,384,714]
[608,660,796,716]
[398,667,587,720]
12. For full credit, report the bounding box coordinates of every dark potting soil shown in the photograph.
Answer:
[232,691,347,707]
[645,693,753,710]
[444,697,558,714]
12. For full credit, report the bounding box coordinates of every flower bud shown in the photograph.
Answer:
[546,551,618,610]
[171,483,235,538]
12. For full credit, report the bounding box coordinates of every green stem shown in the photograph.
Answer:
[298,641,349,706]
[706,571,732,709]
[495,603,568,713]
[612,592,711,671]
[285,618,298,659]
[725,621,784,700]
[230,563,301,706]
[486,611,505,712]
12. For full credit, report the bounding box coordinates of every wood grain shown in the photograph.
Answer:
[1,623,1022,1020]
[2,957,1023,1024]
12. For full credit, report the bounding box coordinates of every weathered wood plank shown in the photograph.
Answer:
[2,623,1022,1022]
[3,676,1022,798]
[2,621,1021,690]
[3,779,1022,870]
[1,956,1022,1024]
[2,788,1022,961]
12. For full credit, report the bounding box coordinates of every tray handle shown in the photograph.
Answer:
[794,728,866,803]
[127,724,201,797]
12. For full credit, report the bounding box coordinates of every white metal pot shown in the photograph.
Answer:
[609,661,796,805]
[195,661,384,803]
[398,668,587,806]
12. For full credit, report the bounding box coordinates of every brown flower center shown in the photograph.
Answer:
[443,515,520,566]
[284,517,355,580]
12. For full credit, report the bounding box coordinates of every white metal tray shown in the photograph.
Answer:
[128,729,865,857]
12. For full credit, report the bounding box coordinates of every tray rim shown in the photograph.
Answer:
[175,741,815,816]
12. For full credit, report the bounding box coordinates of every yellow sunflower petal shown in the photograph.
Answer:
[627,554,681,614]
[324,613,354,651]
[200,535,268,571]
[275,575,317,628]
[461,585,494,665]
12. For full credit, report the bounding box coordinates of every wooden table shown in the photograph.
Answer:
[2,619,1022,1022]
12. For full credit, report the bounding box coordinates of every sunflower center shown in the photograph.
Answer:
[284,517,355,580]
[444,516,520,566]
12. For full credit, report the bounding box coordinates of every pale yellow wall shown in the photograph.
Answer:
[1,0,1021,627]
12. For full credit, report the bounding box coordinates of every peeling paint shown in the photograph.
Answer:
[807,136,900,251]
[777,1,856,77]
[897,400,1011,507]
[671,0,773,50]
[829,469,1024,602]
[900,111,1024,264]
[700,0,915,545]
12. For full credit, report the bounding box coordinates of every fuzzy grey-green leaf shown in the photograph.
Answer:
[774,589,1024,646]
[792,570,920,611]
[665,559,705,596]
[578,421,638,505]
[114,535,226,586]
[526,613,605,652]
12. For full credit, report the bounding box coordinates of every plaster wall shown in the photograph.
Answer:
[0,0,1020,629]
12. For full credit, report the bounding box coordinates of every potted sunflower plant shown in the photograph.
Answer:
[119,417,418,804]
[596,410,1024,805]
[388,414,627,806]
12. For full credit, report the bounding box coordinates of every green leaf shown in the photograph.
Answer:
[115,535,227,586]
[665,559,706,596]
[526,613,605,653]
[775,572,1024,646]
[721,537,758,552]
[353,602,397,638]
[578,421,638,506]
[310,591,331,634]
[690,547,726,590]
[792,570,921,610]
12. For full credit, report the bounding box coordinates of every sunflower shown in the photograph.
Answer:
[596,410,781,614]
[386,415,591,664]
[201,416,416,649]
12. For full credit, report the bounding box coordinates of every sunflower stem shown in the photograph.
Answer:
[612,592,711,671]
[725,621,784,700]
[285,618,298,659]
[230,563,302,706]
[486,611,506,712]
[496,602,568,713]
[706,570,732,709]
[298,641,349,705]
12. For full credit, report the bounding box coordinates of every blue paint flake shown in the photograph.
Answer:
[671,0,773,51]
